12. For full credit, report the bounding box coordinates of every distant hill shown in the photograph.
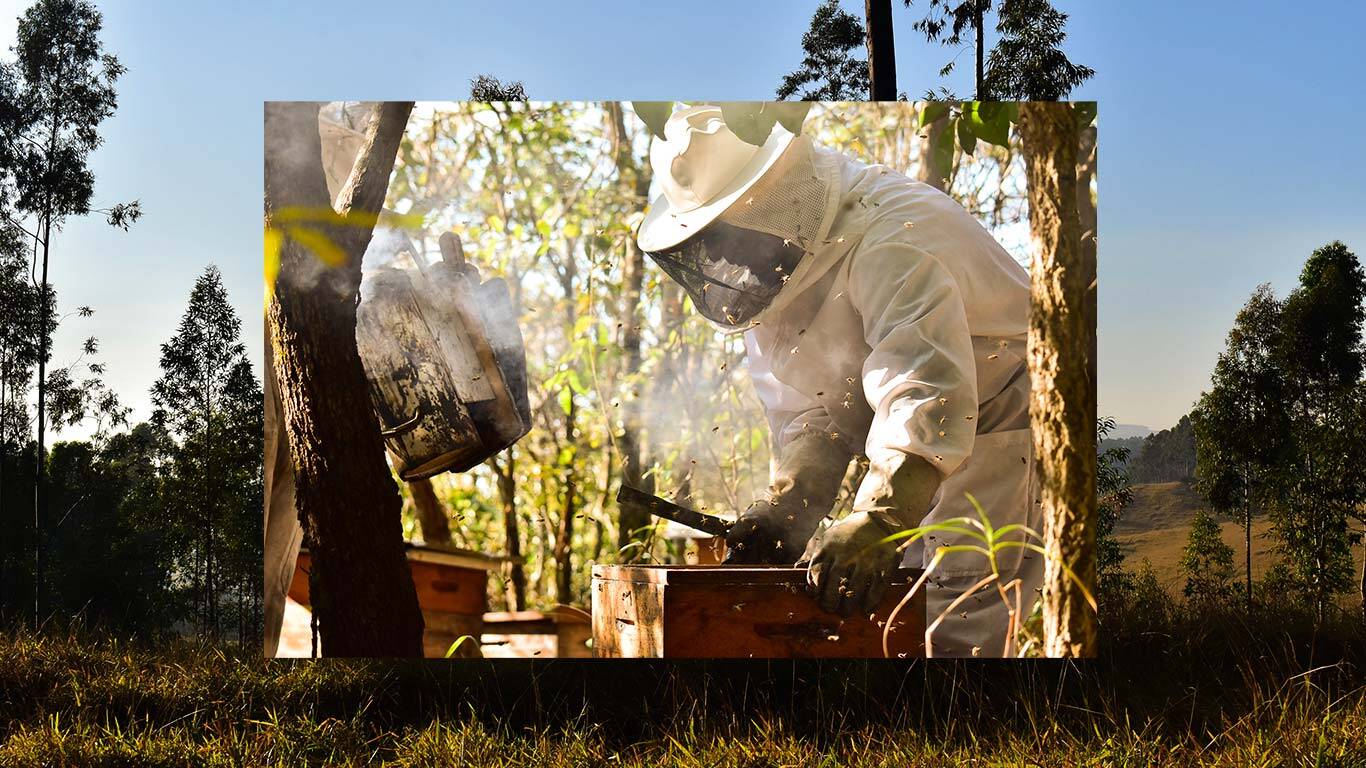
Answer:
[1109,423,1153,439]
[1099,435,1145,465]
[1099,415,1197,484]
[1118,481,1363,597]
[1117,481,1206,534]
[1116,481,1277,592]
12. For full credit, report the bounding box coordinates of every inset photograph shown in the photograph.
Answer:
[263,100,1098,659]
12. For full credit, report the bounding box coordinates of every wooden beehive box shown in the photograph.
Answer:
[289,543,501,658]
[480,606,593,658]
[591,565,925,658]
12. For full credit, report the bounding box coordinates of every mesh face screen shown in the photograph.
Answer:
[646,220,805,328]
[644,138,830,328]
[717,139,828,249]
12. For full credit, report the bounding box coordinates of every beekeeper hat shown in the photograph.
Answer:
[636,105,796,253]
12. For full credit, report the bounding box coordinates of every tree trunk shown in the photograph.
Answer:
[557,397,577,604]
[917,112,952,192]
[1244,483,1253,610]
[608,102,653,558]
[1359,539,1364,624]
[1075,124,1097,270]
[865,0,897,100]
[494,453,526,610]
[554,250,579,605]
[263,101,423,657]
[33,216,50,628]
[973,3,985,99]
[409,478,452,546]
[1019,102,1096,658]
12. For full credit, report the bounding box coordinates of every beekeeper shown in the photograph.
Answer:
[636,105,1040,657]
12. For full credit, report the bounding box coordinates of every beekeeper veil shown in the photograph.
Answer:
[636,106,831,329]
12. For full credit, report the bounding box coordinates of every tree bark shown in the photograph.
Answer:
[917,112,952,192]
[1075,124,1097,270]
[554,246,579,605]
[263,101,424,657]
[493,453,526,610]
[973,3,985,99]
[33,218,48,628]
[1244,480,1253,610]
[409,478,452,546]
[1359,539,1364,624]
[865,0,897,100]
[1019,102,1096,658]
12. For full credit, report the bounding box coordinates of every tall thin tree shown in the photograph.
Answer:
[151,265,248,636]
[1192,285,1287,610]
[1018,101,1096,657]
[1,0,136,624]
[865,0,898,99]
[778,0,870,100]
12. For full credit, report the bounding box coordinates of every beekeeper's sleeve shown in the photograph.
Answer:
[745,333,853,510]
[849,242,978,513]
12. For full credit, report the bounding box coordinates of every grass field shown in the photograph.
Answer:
[1116,481,1365,593]
[3,481,1363,766]
[2,594,1363,767]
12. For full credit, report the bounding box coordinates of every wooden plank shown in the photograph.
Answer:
[409,560,488,616]
[422,610,484,658]
[591,573,665,657]
[405,542,503,571]
[291,550,489,617]
[482,611,557,635]
[594,563,831,587]
[591,564,926,658]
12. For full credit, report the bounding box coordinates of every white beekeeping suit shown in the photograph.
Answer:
[637,105,1041,657]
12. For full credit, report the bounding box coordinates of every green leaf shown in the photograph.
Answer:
[535,219,551,238]
[565,369,588,395]
[557,387,573,416]
[956,116,977,156]
[630,102,674,139]
[966,101,1010,147]
[919,101,951,129]
[769,101,813,135]
[719,102,777,146]
[932,118,957,182]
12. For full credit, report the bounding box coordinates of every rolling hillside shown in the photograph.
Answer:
[1116,481,1277,592]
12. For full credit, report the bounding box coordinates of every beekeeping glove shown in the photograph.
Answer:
[804,452,941,615]
[723,429,852,565]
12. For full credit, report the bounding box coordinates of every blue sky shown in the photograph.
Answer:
[3,0,1364,437]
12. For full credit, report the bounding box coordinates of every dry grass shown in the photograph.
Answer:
[1115,481,1366,593]
[2,592,1364,767]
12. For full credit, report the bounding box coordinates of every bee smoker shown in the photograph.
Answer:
[355,232,531,480]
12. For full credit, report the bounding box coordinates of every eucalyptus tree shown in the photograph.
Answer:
[151,266,250,636]
[1192,286,1287,609]
[0,0,138,624]
[1017,101,1096,656]
[1180,509,1237,608]
[778,0,869,100]
[982,0,1094,100]
[1273,242,1364,620]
